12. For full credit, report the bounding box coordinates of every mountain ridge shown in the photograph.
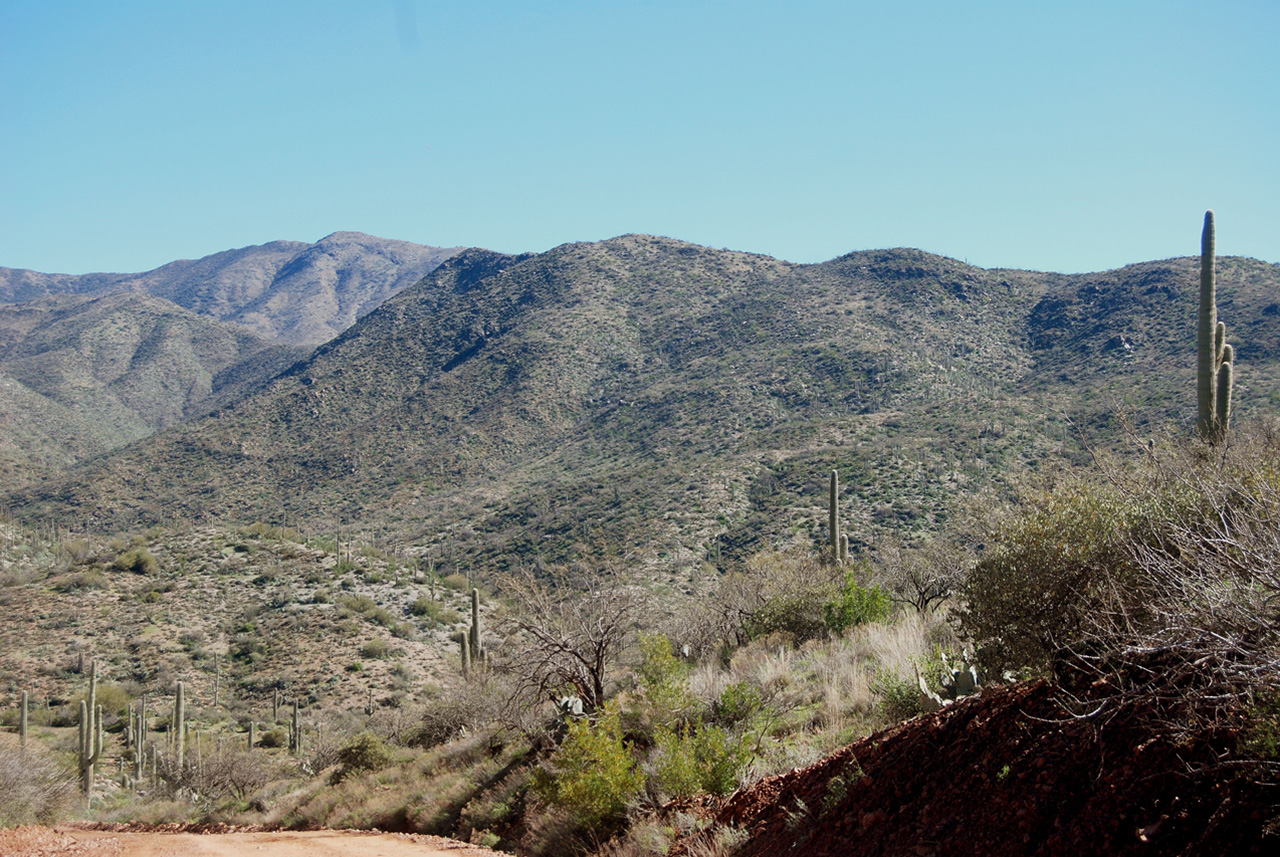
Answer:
[0,233,463,345]
[9,236,1278,579]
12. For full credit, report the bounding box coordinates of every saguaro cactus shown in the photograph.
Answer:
[469,588,484,662]
[829,470,842,563]
[460,630,471,676]
[19,691,27,750]
[134,695,147,782]
[1197,210,1234,443]
[290,701,302,755]
[79,661,103,799]
[174,681,186,774]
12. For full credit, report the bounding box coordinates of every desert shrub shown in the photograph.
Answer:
[192,749,270,799]
[360,638,389,659]
[58,569,107,591]
[114,548,159,575]
[413,679,505,749]
[336,593,396,628]
[258,727,288,748]
[960,422,1280,695]
[0,741,77,825]
[710,681,763,727]
[531,702,645,834]
[876,535,970,613]
[409,596,462,627]
[957,449,1198,672]
[691,549,838,652]
[871,668,921,722]
[87,682,133,719]
[636,633,694,728]
[823,568,892,635]
[330,731,393,783]
[441,572,470,591]
[60,538,96,565]
[652,722,751,798]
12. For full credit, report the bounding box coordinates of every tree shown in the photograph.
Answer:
[498,561,649,713]
[877,534,971,614]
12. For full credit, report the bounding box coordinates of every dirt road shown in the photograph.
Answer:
[0,825,501,857]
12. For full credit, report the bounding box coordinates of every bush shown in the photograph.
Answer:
[871,668,921,722]
[330,731,393,784]
[652,722,751,798]
[0,741,76,825]
[412,679,505,749]
[823,569,892,635]
[693,549,839,650]
[636,633,694,727]
[531,702,645,834]
[957,465,1176,672]
[114,548,159,575]
[408,596,462,627]
[959,423,1280,685]
[711,681,764,727]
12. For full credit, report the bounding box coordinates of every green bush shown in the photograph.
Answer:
[636,633,693,727]
[823,569,892,635]
[653,722,751,797]
[114,548,159,575]
[711,681,763,727]
[408,596,462,627]
[957,473,1171,673]
[330,731,393,783]
[872,668,921,722]
[531,702,644,834]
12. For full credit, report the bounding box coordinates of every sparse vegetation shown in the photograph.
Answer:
[2,226,1280,852]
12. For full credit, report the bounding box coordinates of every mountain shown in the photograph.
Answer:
[0,233,463,345]
[6,236,1280,577]
[0,292,306,492]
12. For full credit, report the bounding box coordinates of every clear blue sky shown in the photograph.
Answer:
[2,1,1276,275]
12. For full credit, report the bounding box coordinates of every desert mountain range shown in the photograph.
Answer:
[4,233,1279,578]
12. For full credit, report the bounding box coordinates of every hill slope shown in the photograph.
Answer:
[0,233,463,345]
[7,237,1280,576]
[0,293,306,492]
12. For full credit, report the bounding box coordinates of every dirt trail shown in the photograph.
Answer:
[0,825,500,857]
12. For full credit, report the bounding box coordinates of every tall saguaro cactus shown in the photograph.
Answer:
[174,681,186,774]
[469,588,484,663]
[829,470,842,564]
[1197,210,1234,443]
[79,661,103,800]
[19,691,27,750]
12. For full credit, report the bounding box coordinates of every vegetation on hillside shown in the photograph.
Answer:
[3,226,1280,852]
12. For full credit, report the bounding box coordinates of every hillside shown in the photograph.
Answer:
[675,666,1278,856]
[0,293,306,493]
[7,236,1279,576]
[0,233,463,346]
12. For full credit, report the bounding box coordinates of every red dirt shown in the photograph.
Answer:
[0,824,502,857]
[676,671,1279,856]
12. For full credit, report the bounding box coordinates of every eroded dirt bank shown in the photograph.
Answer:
[676,670,1280,857]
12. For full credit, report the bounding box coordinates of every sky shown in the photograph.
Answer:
[1,1,1277,275]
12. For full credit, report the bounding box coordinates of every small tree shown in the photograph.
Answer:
[498,562,648,713]
[877,535,970,614]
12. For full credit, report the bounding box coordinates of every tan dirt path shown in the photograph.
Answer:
[0,825,500,857]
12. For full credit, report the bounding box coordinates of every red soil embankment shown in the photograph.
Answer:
[681,674,1279,856]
